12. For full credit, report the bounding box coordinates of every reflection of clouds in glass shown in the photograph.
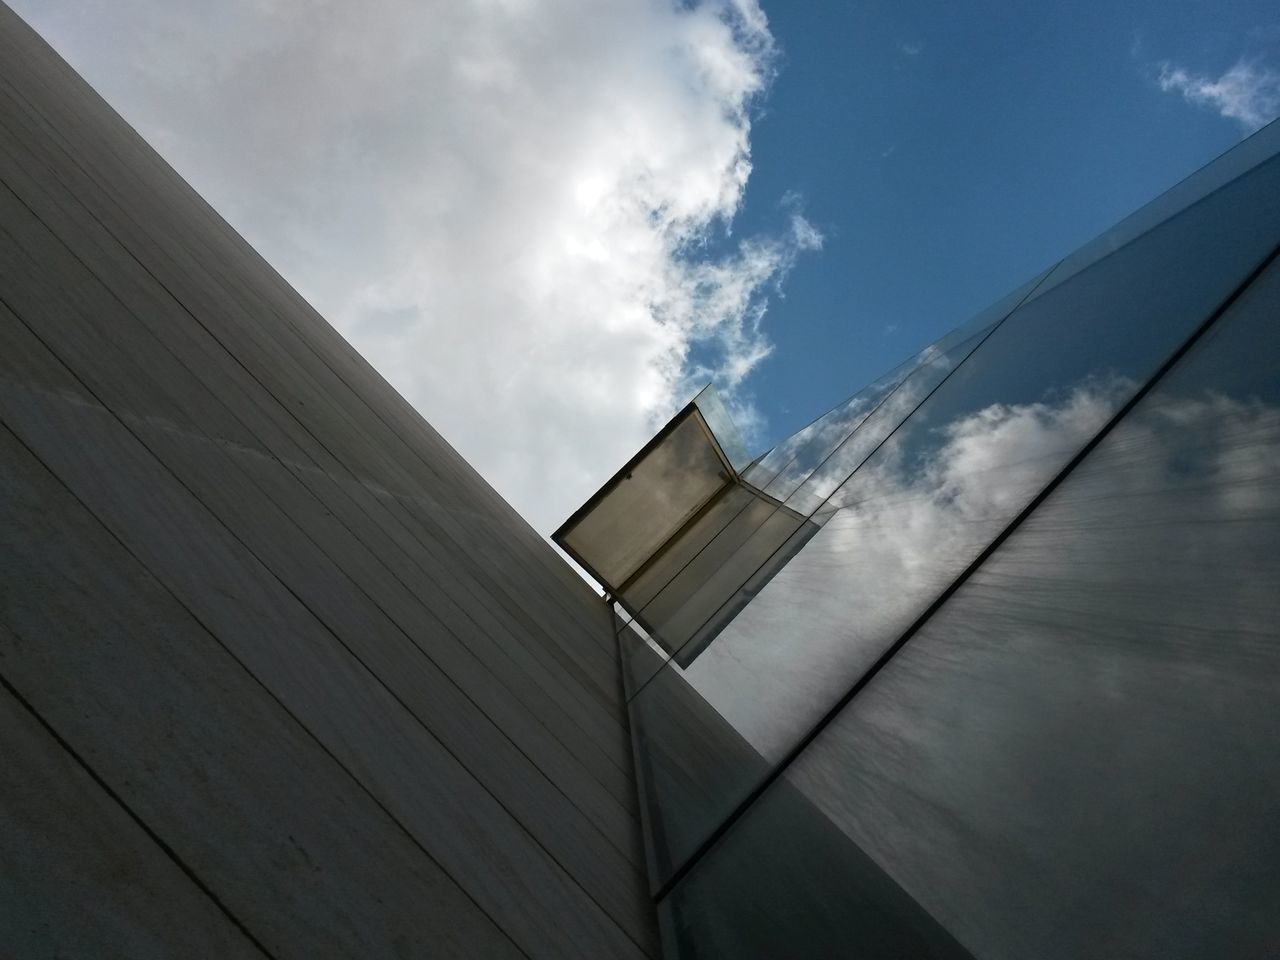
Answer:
[756,390,887,496]
[1155,392,1280,515]
[787,336,999,514]
[747,335,963,496]
[1031,390,1280,641]
[779,370,934,509]
[784,387,1280,960]
[901,376,1129,517]
[681,376,1134,758]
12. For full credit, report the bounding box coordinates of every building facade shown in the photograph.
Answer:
[0,6,656,957]
[3,0,1279,955]
[561,121,1280,958]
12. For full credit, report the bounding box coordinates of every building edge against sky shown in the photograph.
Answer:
[2,0,1279,956]
[0,6,659,957]
[562,118,1280,957]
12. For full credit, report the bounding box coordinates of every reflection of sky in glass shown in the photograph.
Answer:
[781,323,996,515]
[623,148,1280,893]
[745,268,1050,505]
[560,409,728,586]
[654,148,1280,759]
[653,258,1280,959]
[688,375,1130,755]
[629,277,1051,675]
[749,363,915,496]
[782,260,1280,959]
[692,385,751,474]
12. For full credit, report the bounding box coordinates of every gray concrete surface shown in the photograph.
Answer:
[0,4,658,956]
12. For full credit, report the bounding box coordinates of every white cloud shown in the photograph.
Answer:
[13,0,819,533]
[1157,59,1280,132]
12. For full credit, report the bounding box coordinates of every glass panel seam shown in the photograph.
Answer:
[649,240,1280,905]
[628,259,1060,697]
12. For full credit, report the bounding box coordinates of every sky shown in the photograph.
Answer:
[11,0,1279,534]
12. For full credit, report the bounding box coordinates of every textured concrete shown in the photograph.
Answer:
[0,4,657,957]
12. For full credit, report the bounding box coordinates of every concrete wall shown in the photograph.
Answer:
[0,5,657,956]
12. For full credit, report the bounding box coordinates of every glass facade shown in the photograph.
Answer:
[563,117,1280,956]
[661,248,1280,960]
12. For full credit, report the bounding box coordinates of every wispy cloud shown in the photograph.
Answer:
[14,0,819,533]
[1156,59,1280,132]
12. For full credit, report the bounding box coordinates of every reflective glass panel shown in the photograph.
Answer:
[1028,117,1280,303]
[704,254,1280,960]
[638,495,779,635]
[618,485,757,614]
[660,772,972,960]
[781,320,997,516]
[627,658,772,887]
[692,385,751,473]
[639,271,1052,670]
[615,604,670,704]
[557,408,731,588]
[754,358,918,498]
[630,145,1280,889]
[656,507,812,662]
[747,273,1045,501]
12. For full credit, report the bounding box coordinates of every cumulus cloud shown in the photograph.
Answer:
[1157,59,1280,132]
[13,0,820,532]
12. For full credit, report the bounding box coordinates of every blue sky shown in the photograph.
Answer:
[728,0,1279,448]
[16,0,1278,532]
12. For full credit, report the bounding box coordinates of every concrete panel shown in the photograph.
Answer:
[0,423,523,959]
[0,685,264,959]
[0,43,624,706]
[0,174,640,846]
[0,3,658,956]
[0,18,619,670]
[0,119,634,781]
[0,190,650,960]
